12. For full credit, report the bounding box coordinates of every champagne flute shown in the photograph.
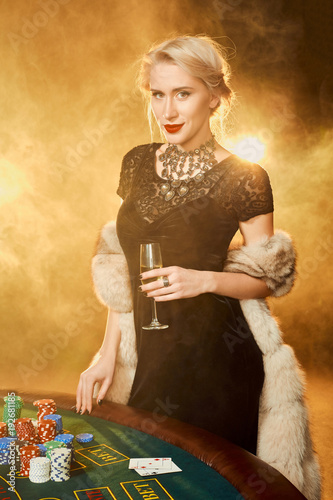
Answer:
[140,243,169,330]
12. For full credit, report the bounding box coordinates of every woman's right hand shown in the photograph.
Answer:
[76,353,115,415]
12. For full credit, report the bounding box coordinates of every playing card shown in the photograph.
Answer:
[129,457,172,470]
[134,461,182,476]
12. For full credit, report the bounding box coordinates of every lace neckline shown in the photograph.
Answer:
[127,143,240,225]
[152,142,236,182]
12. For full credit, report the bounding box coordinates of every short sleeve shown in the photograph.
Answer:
[231,162,274,221]
[116,144,150,200]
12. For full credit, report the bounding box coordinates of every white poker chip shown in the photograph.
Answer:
[29,457,51,483]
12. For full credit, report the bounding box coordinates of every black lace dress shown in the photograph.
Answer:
[116,143,274,454]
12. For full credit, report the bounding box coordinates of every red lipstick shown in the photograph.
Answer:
[164,123,184,133]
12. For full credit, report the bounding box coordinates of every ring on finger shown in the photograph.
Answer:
[162,276,170,287]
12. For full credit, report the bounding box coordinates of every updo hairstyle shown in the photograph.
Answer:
[138,34,234,122]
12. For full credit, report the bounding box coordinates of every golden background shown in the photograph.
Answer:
[1,0,332,397]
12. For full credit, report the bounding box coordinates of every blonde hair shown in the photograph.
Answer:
[137,34,235,140]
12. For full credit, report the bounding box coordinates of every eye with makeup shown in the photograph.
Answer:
[151,91,164,99]
[176,90,190,99]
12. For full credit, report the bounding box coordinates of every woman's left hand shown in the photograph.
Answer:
[140,266,208,301]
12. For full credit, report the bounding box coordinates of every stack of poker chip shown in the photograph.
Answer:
[33,399,57,422]
[3,396,24,436]
[50,447,71,482]
[44,440,66,460]
[19,444,40,476]
[29,456,51,483]
[37,418,57,443]
[0,423,7,437]
[54,434,75,462]
[0,437,13,465]
[43,414,63,434]
[14,418,40,445]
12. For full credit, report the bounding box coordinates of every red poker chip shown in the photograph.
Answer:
[39,435,56,443]
[15,418,31,425]
[33,399,56,406]
[20,445,40,455]
[0,423,7,437]
[15,420,39,444]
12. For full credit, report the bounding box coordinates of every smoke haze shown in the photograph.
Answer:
[0,0,332,393]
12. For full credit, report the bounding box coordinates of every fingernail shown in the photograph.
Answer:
[98,399,103,406]
[139,274,143,279]
[137,286,142,292]
[79,409,83,415]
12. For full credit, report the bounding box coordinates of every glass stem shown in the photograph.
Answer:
[151,298,158,323]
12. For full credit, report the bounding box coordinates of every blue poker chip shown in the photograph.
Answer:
[75,433,93,443]
[55,433,74,444]
[0,437,17,449]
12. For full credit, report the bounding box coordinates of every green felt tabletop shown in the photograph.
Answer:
[0,401,245,500]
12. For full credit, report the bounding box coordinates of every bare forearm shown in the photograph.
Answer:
[98,308,121,360]
[76,308,121,413]
[203,271,271,299]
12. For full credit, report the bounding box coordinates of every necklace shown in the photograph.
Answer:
[158,136,218,201]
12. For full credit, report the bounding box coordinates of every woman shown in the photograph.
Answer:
[77,34,273,452]
[75,37,320,499]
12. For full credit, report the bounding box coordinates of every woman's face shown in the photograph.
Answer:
[150,62,219,150]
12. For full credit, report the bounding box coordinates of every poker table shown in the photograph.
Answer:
[0,390,306,500]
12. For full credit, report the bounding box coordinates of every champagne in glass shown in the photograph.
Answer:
[140,264,162,284]
[140,243,169,330]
